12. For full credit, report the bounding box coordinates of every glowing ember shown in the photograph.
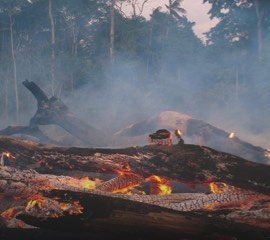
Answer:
[26,195,46,210]
[59,201,83,215]
[1,151,16,166]
[148,175,172,195]
[228,132,235,139]
[175,129,182,137]
[66,176,99,189]
[209,182,235,193]
[112,184,140,194]
[1,208,16,223]
[2,151,15,158]
[265,149,270,159]
[25,194,83,218]
[97,172,144,193]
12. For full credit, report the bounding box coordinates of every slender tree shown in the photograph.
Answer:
[9,12,19,122]
[109,0,115,65]
[48,0,56,95]
[253,0,265,61]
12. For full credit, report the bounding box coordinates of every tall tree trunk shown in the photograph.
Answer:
[4,68,10,126]
[48,0,56,95]
[70,23,77,95]
[169,0,172,17]
[9,13,19,123]
[109,0,115,65]
[235,66,239,110]
[146,26,152,80]
[254,0,264,61]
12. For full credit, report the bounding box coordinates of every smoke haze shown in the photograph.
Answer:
[1,0,270,150]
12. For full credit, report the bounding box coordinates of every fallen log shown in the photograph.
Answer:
[22,80,107,147]
[0,136,269,195]
[0,165,269,239]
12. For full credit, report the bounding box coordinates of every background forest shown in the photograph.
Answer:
[0,0,270,147]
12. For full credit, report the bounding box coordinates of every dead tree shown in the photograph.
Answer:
[22,80,107,147]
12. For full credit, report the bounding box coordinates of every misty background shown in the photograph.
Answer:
[0,0,270,148]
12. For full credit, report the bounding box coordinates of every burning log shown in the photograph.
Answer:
[0,135,269,239]
[0,136,269,195]
[22,80,107,147]
[0,165,269,239]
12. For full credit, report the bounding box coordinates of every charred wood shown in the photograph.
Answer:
[0,136,269,195]
[22,80,107,147]
[0,166,269,239]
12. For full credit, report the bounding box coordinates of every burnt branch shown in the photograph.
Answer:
[23,79,48,104]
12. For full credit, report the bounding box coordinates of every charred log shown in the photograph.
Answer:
[0,136,269,195]
[0,166,269,239]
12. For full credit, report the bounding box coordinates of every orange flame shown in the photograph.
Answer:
[1,208,16,223]
[175,129,182,137]
[2,151,16,158]
[148,175,172,195]
[26,194,46,210]
[26,194,83,218]
[59,201,83,215]
[66,176,100,189]
[209,182,235,193]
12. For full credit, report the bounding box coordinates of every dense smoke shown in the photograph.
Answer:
[1,0,270,149]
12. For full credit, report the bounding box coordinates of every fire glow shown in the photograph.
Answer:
[1,151,16,166]
[66,176,100,189]
[2,151,15,158]
[148,175,172,195]
[25,195,83,218]
[209,182,233,193]
[229,132,235,139]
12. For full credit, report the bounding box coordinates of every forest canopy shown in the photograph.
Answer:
[0,0,270,147]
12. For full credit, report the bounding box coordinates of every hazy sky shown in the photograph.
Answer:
[123,0,219,40]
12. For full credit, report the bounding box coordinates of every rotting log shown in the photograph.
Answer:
[0,166,269,240]
[22,79,107,147]
[0,136,269,195]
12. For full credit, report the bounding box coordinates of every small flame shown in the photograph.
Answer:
[175,129,182,137]
[148,175,172,195]
[59,201,83,215]
[229,132,235,139]
[26,195,46,210]
[1,208,16,223]
[26,194,83,218]
[2,151,16,158]
[209,182,235,193]
[66,176,99,189]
